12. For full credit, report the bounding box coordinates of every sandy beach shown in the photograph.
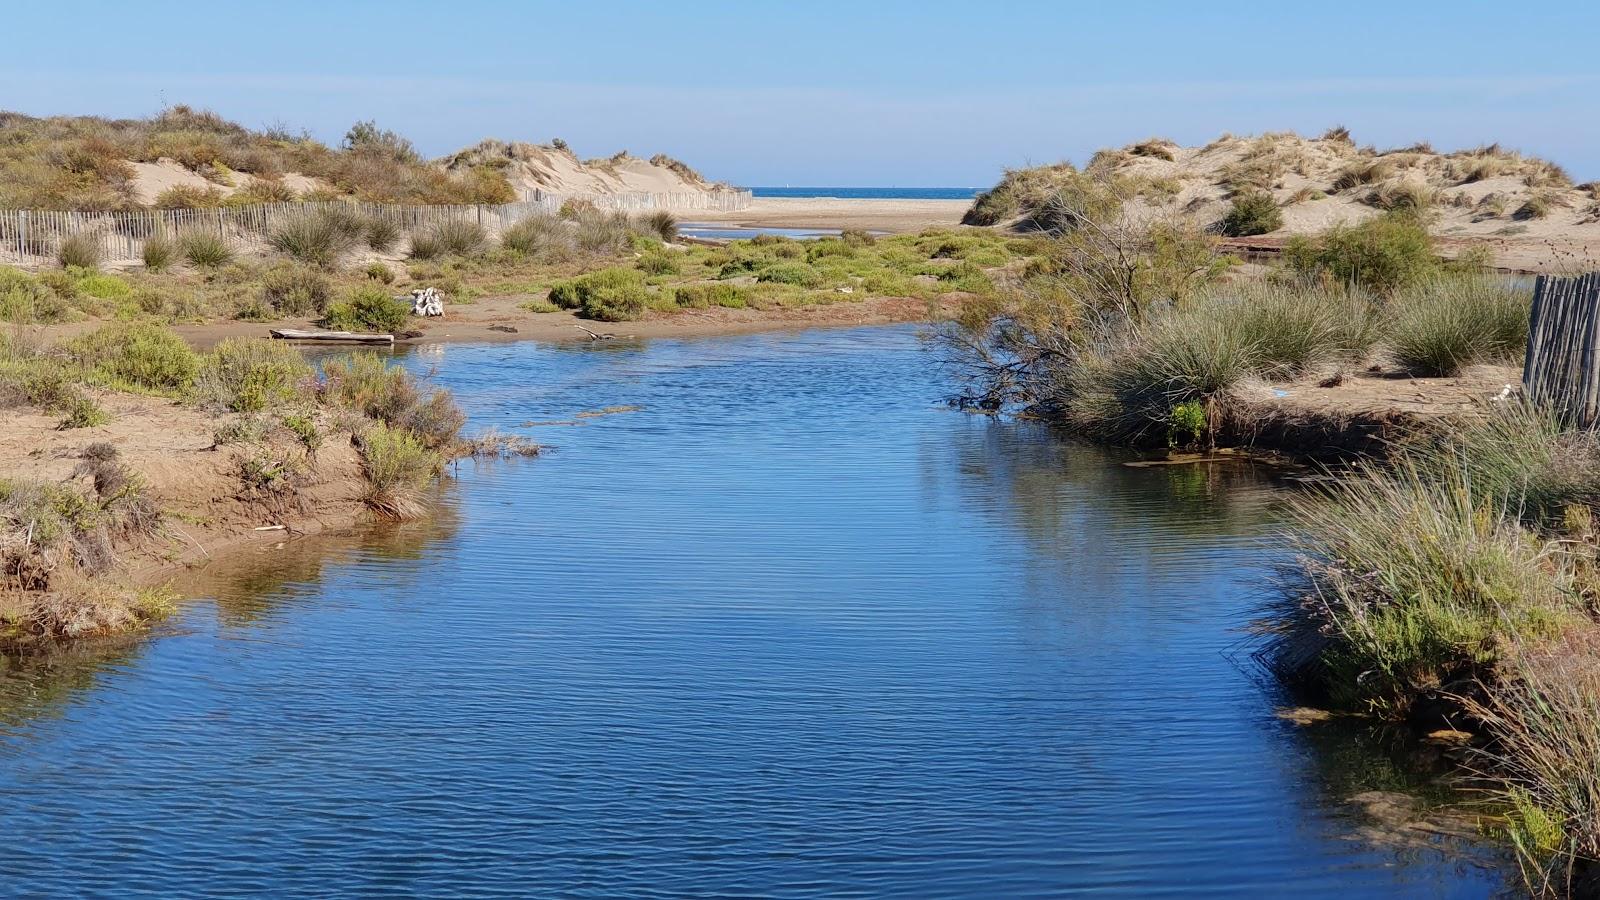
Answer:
[683,197,970,233]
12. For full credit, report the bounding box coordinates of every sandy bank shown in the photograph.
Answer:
[682,198,970,233]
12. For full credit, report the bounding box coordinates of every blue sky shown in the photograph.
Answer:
[7,1,1599,186]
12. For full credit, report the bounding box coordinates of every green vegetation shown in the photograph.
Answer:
[0,106,515,209]
[268,208,365,267]
[1282,212,1437,294]
[1386,275,1530,376]
[1219,191,1282,236]
[409,219,488,259]
[177,230,234,268]
[547,267,651,321]
[323,285,410,332]
[56,233,104,270]
[355,422,441,520]
[141,234,176,272]
[260,263,335,316]
[64,323,200,393]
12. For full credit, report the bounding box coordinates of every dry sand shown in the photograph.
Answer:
[683,198,970,233]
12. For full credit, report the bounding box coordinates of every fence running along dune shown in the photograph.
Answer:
[1523,272,1600,427]
[0,190,753,265]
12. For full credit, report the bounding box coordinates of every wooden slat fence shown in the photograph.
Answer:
[1523,272,1600,426]
[0,190,752,265]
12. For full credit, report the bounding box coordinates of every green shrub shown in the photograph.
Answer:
[65,323,200,393]
[1387,275,1531,375]
[757,262,823,288]
[840,229,876,248]
[56,233,104,270]
[142,235,176,272]
[268,209,364,267]
[364,261,395,284]
[637,250,680,275]
[177,231,234,268]
[1282,213,1435,294]
[408,219,487,259]
[672,282,749,309]
[57,393,109,430]
[357,422,440,520]
[195,338,311,412]
[320,354,463,449]
[260,264,335,316]
[545,267,651,320]
[1219,191,1283,236]
[323,286,410,333]
[73,270,132,301]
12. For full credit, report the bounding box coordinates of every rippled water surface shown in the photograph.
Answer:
[0,327,1503,896]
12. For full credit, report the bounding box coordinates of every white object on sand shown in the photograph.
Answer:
[411,287,445,317]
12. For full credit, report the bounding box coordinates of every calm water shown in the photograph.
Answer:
[0,327,1503,896]
[677,223,844,242]
[751,187,981,200]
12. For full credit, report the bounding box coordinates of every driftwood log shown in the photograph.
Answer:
[269,329,395,345]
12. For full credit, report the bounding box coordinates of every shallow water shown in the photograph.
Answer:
[677,222,844,242]
[0,326,1504,896]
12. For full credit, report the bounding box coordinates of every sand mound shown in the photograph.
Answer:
[438,140,727,197]
[969,131,1600,264]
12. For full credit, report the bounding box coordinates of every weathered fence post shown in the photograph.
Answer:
[1523,272,1600,427]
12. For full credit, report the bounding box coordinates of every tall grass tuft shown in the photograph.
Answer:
[638,210,678,243]
[500,214,576,260]
[365,217,401,253]
[1387,275,1530,375]
[268,208,365,267]
[177,231,234,269]
[408,219,486,259]
[56,233,104,270]
[141,234,176,272]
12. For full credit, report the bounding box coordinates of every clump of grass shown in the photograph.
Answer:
[500,214,576,260]
[460,427,541,458]
[1282,212,1436,294]
[574,211,633,255]
[268,208,365,267]
[141,234,176,272]
[194,338,311,412]
[547,267,651,321]
[1386,275,1531,375]
[637,210,678,243]
[1263,458,1583,718]
[355,422,440,520]
[1466,635,1600,895]
[1203,281,1380,374]
[154,184,224,209]
[1514,192,1564,221]
[64,323,200,393]
[1367,179,1435,213]
[519,299,561,314]
[56,233,103,270]
[1220,192,1284,236]
[260,263,334,316]
[408,219,487,259]
[364,261,395,284]
[323,285,410,333]
[177,231,234,269]
[364,217,401,252]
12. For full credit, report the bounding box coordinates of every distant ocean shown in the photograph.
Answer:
[750,187,981,200]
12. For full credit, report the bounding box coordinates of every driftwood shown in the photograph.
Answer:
[574,325,614,341]
[269,329,395,345]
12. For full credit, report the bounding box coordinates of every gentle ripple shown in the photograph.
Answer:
[0,326,1504,896]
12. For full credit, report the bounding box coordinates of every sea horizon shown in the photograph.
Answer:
[749,186,980,200]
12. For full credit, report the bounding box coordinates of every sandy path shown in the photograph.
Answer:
[684,198,970,233]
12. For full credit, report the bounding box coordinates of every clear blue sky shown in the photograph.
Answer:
[7,1,1599,186]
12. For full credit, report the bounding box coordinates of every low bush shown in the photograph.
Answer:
[1386,275,1530,375]
[323,286,410,333]
[320,354,463,449]
[637,250,680,275]
[356,422,440,520]
[64,323,200,393]
[57,393,109,429]
[194,338,311,412]
[56,233,104,270]
[1282,213,1436,294]
[364,261,395,284]
[672,282,749,309]
[756,262,823,288]
[177,231,234,268]
[1219,191,1283,236]
[260,264,334,316]
[546,267,651,321]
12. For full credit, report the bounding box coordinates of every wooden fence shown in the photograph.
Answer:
[0,190,752,265]
[1523,272,1600,426]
